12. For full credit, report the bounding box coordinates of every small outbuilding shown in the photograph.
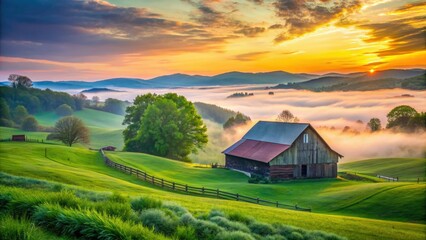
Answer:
[102,146,116,151]
[223,121,342,179]
[12,135,26,141]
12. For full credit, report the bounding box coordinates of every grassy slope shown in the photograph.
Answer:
[0,142,424,240]
[35,108,125,149]
[106,151,425,223]
[340,158,426,182]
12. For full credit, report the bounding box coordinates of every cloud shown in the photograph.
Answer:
[272,0,363,42]
[363,61,387,67]
[0,0,232,61]
[234,26,266,37]
[233,51,269,61]
[269,24,284,29]
[391,1,426,14]
[360,17,425,57]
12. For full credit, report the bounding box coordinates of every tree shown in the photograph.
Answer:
[55,104,73,116]
[407,112,426,131]
[123,93,207,161]
[72,93,87,110]
[13,105,29,124]
[386,105,418,129]
[0,98,11,120]
[223,112,251,129]
[21,116,38,131]
[104,98,126,115]
[367,118,381,132]
[8,74,33,88]
[276,110,299,123]
[92,96,100,106]
[48,116,89,147]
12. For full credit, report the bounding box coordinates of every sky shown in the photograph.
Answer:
[0,0,425,81]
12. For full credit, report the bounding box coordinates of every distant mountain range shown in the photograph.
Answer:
[1,69,424,91]
[272,69,425,91]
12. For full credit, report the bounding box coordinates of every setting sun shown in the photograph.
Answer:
[369,69,376,74]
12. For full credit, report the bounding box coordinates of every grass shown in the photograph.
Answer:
[106,151,426,223]
[0,141,425,240]
[339,158,426,182]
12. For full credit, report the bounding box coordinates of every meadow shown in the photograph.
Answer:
[0,141,425,240]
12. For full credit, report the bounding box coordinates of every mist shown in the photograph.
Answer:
[77,87,426,163]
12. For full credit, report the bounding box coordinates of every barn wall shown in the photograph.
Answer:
[269,127,339,178]
[225,155,269,176]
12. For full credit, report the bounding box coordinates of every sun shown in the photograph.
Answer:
[369,69,375,74]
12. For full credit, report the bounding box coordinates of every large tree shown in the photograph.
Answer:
[223,112,251,129]
[48,116,89,147]
[276,110,299,123]
[123,93,207,161]
[367,118,381,132]
[8,74,33,88]
[386,105,418,129]
[21,116,38,131]
[13,105,29,124]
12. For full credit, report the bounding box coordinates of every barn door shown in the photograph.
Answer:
[301,165,307,177]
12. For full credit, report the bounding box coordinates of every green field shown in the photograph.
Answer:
[340,158,426,182]
[0,141,425,240]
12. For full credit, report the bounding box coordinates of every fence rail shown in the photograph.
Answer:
[100,149,311,212]
[377,175,398,182]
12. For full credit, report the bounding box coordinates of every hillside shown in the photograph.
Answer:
[106,151,425,223]
[0,141,425,240]
[340,158,426,182]
[273,69,425,91]
[194,102,243,124]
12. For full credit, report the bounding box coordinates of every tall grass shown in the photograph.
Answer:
[0,215,66,240]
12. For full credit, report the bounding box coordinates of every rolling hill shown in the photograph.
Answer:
[0,141,425,240]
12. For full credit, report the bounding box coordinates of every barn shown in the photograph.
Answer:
[223,121,342,179]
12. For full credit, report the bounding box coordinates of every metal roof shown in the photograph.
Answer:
[242,121,309,145]
[224,139,290,163]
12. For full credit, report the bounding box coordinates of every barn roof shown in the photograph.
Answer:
[223,139,290,163]
[242,121,309,145]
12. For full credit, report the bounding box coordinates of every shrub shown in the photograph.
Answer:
[175,225,197,240]
[288,232,304,240]
[0,118,13,127]
[305,230,347,240]
[55,104,73,116]
[215,231,255,240]
[33,203,164,240]
[162,201,189,216]
[13,105,29,124]
[0,215,63,240]
[228,212,255,225]
[131,197,162,212]
[180,213,197,225]
[139,209,177,236]
[193,219,223,240]
[249,221,275,236]
[21,116,38,131]
[208,209,226,218]
[92,201,136,221]
[109,192,128,203]
[210,216,250,233]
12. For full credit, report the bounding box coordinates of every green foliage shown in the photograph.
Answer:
[131,197,162,212]
[175,225,197,240]
[223,112,251,129]
[13,105,29,124]
[72,93,86,111]
[192,219,223,240]
[162,201,189,216]
[21,116,39,131]
[386,105,418,129]
[0,118,14,127]
[215,231,255,240]
[123,93,207,161]
[104,98,127,115]
[0,98,11,120]
[249,221,276,236]
[55,104,73,117]
[209,216,250,232]
[194,102,240,124]
[139,209,178,235]
[48,116,89,146]
[228,212,256,225]
[367,118,381,132]
[0,215,65,240]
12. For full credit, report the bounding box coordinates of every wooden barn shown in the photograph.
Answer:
[223,121,342,179]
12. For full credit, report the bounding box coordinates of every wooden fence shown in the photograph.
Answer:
[100,150,311,212]
[377,175,398,182]
[0,138,44,143]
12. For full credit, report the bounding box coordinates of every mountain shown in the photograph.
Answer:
[81,88,123,93]
[273,69,425,91]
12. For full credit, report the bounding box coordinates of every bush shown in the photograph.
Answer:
[175,225,197,240]
[208,209,226,218]
[139,209,177,236]
[210,216,250,233]
[162,201,188,216]
[0,118,13,127]
[215,231,255,240]
[55,104,73,116]
[249,221,275,236]
[193,219,223,240]
[180,213,197,225]
[34,203,164,240]
[109,192,128,203]
[288,232,304,240]
[0,215,63,240]
[248,174,271,184]
[263,234,287,240]
[21,116,38,131]
[131,197,162,212]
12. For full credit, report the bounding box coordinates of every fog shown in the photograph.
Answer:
[77,87,426,163]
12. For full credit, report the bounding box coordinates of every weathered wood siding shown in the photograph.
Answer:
[269,127,339,178]
[225,155,269,176]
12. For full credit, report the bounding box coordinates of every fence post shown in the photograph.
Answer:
[276,201,278,207]
[202,187,205,194]
[172,182,175,190]
[161,179,164,188]
[144,173,147,181]
[396,177,399,182]
[185,184,188,192]
[152,176,155,184]
[216,189,219,198]
[257,198,259,204]
[236,193,239,201]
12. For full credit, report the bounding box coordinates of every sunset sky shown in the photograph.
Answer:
[0,0,425,81]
